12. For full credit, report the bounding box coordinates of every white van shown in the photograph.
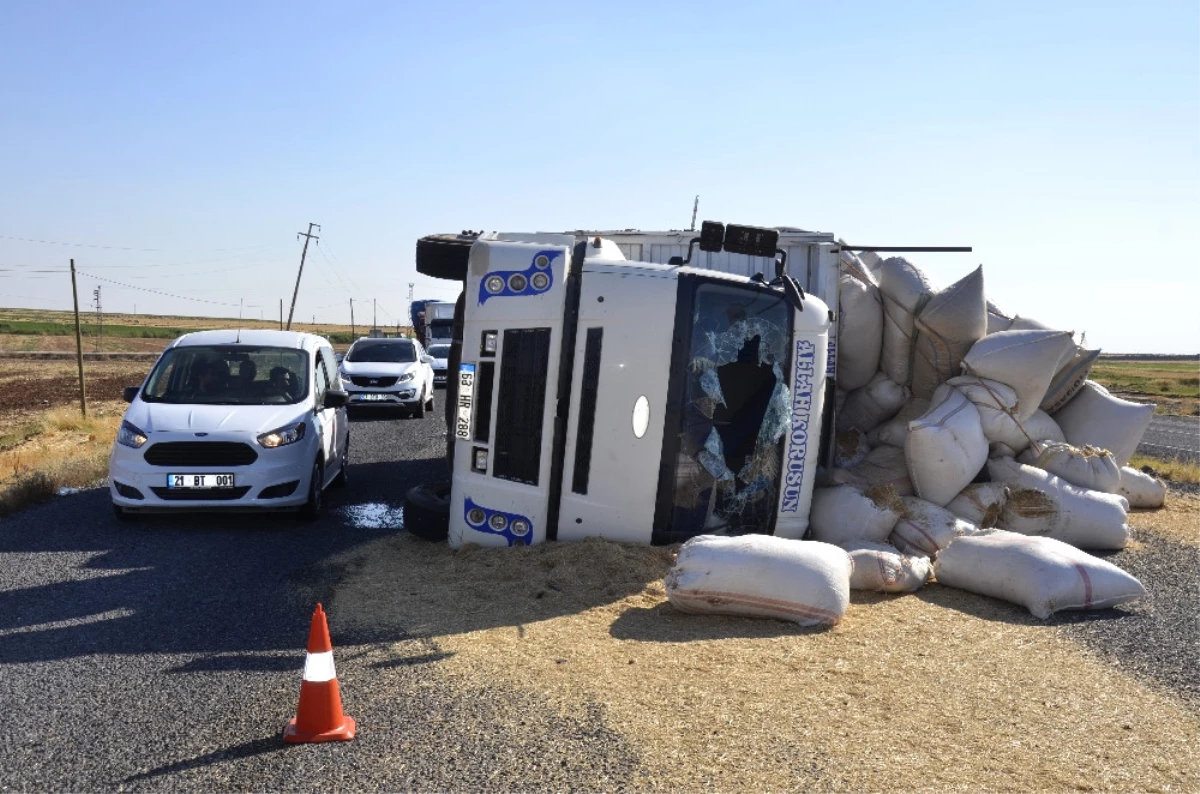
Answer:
[109,330,350,519]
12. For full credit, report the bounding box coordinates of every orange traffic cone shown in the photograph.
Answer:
[283,603,356,743]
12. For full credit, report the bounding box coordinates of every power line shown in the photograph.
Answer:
[75,269,261,308]
[0,234,280,253]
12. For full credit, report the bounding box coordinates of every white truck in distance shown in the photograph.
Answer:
[407,222,839,548]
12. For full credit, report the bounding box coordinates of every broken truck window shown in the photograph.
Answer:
[668,284,792,536]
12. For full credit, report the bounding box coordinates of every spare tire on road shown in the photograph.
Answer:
[404,480,451,542]
[416,233,475,281]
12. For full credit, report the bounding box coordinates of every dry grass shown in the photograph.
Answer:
[0,402,123,516]
[331,516,1199,793]
[1128,454,1200,485]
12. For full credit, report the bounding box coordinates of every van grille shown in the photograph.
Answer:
[149,486,252,501]
[143,442,259,467]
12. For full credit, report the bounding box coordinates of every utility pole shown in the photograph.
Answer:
[279,299,283,330]
[689,195,699,231]
[92,286,103,352]
[350,298,356,337]
[69,259,87,417]
[286,222,320,330]
[373,298,377,330]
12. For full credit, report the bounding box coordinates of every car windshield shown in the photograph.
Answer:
[427,344,451,358]
[347,340,416,363]
[141,346,310,405]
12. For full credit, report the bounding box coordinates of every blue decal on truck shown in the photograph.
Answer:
[478,249,560,305]
[463,497,534,546]
[781,340,816,513]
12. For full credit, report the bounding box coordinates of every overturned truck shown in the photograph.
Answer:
[405,223,861,547]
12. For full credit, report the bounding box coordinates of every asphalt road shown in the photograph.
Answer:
[1,405,1197,791]
[1137,414,1200,463]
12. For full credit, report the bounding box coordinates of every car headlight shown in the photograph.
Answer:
[257,421,307,449]
[117,420,148,449]
[397,372,415,383]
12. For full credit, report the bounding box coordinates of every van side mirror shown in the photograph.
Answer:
[322,390,349,409]
[122,386,140,403]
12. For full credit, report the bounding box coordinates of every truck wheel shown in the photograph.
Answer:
[404,481,450,542]
[416,234,474,281]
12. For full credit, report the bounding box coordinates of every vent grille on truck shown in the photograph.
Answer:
[493,328,551,485]
[571,327,603,495]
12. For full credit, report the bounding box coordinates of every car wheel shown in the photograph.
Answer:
[412,389,426,419]
[416,234,473,281]
[299,459,324,520]
[404,480,450,542]
[331,438,349,488]
[425,386,435,414]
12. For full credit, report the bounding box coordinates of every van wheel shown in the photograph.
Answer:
[299,460,323,520]
[416,234,473,281]
[404,481,450,542]
[112,503,137,522]
[331,438,349,488]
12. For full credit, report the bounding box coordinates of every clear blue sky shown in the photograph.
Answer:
[1,0,1196,353]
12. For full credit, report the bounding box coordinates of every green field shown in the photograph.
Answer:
[1090,359,1199,398]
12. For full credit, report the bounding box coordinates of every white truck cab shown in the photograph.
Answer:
[413,222,832,548]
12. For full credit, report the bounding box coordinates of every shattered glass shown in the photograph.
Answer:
[667,283,793,536]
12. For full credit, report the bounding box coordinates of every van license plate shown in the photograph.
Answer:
[167,473,235,489]
[455,364,475,441]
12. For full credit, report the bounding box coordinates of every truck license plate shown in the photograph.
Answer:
[167,473,235,489]
[455,363,475,441]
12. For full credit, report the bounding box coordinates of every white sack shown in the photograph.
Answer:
[986,303,1013,335]
[1051,380,1155,467]
[1117,466,1167,509]
[932,529,1146,619]
[1024,410,1066,444]
[988,457,1130,549]
[665,535,851,626]
[1007,315,1054,332]
[945,482,1009,528]
[910,266,987,399]
[890,496,978,559]
[878,257,935,386]
[944,375,1031,453]
[843,541,931,593]
[867,397,930,448]
[810,484,904,546]
[961,330,1076,419]
[1041,347,1101,414]
[839,371,909,432]
[905,386,988,506]
[989,442,1018,459]
[833,428,870,468]
[857,249,883,275]
[827,445,913,495]
[1018,441,1120,494]
[837,259,884,391]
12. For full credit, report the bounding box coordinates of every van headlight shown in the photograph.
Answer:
[117,421,148,449]
[257,422,307,449]
[397,372,415,383]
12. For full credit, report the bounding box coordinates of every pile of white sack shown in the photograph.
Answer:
[666,252,1165,624]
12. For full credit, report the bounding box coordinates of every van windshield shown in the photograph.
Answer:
[656,281,794,542]
[141,346,310,405]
